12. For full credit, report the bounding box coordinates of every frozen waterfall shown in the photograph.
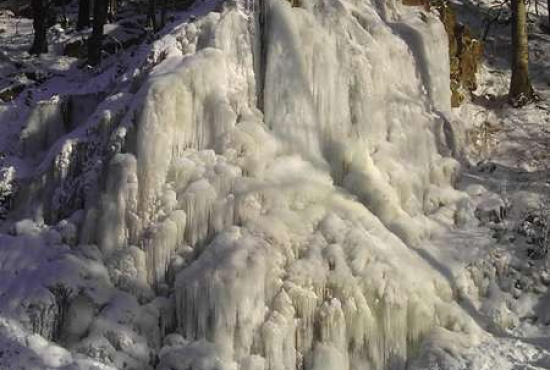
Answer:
[27,0,480,368]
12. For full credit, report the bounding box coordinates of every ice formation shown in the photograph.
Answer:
[0,0,484,368]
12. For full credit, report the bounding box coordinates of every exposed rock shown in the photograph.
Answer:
[0,166,16,220]
[437,1,483,107]
[403,0,483,107]
[0,84,25,102]
[103,25,148,56]
[64,39,86,58]
[475,193,507,224]
[402,0,431,11]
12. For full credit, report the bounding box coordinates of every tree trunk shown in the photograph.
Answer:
[29,0,48,55]
[509,0,534,105]
[148,0,157,32]
[77,0,90,30]
[108,0,117,22]
[88,0,107,66]
[547,0,550,28]
[160,0,167,29]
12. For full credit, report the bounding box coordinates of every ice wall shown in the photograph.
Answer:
[20,98,67,158]
[261,0,459,246]
[79,0,477,369]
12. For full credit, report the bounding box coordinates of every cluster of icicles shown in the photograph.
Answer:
[76,0,478,368]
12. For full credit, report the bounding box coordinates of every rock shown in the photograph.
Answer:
[454,198,474,227]
[163,333,187,347]
[64,39,86,58]
[465,183,487,196]
[0,84,25,102]
[62,293,95,343]
[25,71,49,83]
[405,0,483,107]
[402,0,431,11]
[0,166,16,220]
[0,10,15,18]
[475,194,507,224]
[540,271,550,285]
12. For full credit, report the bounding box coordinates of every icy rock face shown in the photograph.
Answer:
[72,0,476,369]
[9,91,134,225]
[96,153,140,254]
[0,166,16,219]
[261,0,458,247]
[19,97,67,158]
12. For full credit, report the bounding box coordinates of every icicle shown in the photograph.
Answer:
[135,49,238,224]
[20,97,66,157]
[97,154,138,254]
[181,179,217,247]
[65,0,476,369]
[175,228,276,363]
[146,209,187,288]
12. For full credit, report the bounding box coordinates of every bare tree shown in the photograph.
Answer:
[509,0,535,105]
[148,0,158,32]
[29,0,49,55]
[59,0,68,28]
[88,0,107,66]
[108,0,117,22]
[77,0,90,30]
[160,0,169,29]
[147,0,170,31]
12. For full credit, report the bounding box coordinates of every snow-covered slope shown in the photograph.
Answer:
[0,0,514,369]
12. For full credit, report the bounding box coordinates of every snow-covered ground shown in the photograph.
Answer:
[1,0,550,369]
[423,0,550,367]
